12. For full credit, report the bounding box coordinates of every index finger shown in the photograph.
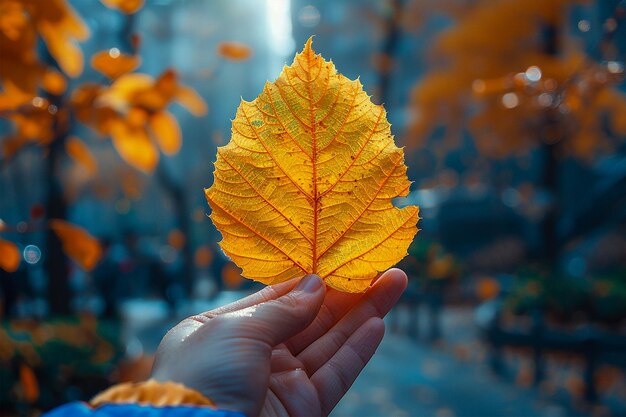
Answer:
[199,276,302,318]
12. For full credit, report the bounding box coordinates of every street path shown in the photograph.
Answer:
[331,331,584,417]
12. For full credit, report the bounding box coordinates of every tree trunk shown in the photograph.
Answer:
[538,23,561,266]
[44,130,71,315]
[375,0,404,106]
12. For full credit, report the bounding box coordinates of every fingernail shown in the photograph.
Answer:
[296,274,323,293]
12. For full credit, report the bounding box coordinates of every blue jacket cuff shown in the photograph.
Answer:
[43,402,247,417]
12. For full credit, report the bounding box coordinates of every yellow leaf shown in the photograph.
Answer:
[100,0,145,14]
[110,119,158,172]
[205,39,420,293]
[66,136,98,176]
[217,41,252,61]
[42,69,67,95]
[100,73,154,111]
[0,239,21,272]
[49,219,102,271]
[91,50,141,79]
[149,111,181,155]
[35,0,90,77]
[175,85,208,116]
[71,83,118,134]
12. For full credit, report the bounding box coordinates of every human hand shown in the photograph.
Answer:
[151,269,407,417]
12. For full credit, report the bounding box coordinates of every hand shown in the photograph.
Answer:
[151,269,407,417]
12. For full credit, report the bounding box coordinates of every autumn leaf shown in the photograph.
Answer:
[42,69,67,94]
[110,119,158,172]
[66,135,98,176]
[205,39,419,293]
[91,49,141,79]
[217,41,252,61]
[149,111,181,155]
[0,0,87,111]
[34,0,90,77]
[0,239,21,272]
[100,0,144,14]
[49,219,102,271]
[19,364,39,403]
[95,70,207,172]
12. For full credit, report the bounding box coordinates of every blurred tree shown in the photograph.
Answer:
[0,0,207,314]
[407,0,626,264]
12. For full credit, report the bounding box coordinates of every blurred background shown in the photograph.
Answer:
[1,0,625,416]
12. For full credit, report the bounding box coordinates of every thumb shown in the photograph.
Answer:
[224,274,325,346]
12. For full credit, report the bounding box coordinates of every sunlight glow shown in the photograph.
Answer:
[266,0,295,73]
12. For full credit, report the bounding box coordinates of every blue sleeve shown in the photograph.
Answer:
[43,402,246,417]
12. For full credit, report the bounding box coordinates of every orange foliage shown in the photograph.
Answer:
[87,70,207,172]
[222,263,243,289]
[49,219,102,271]
[66,136,98,176]
[1,0,206,173]
[0,0,87,111]
[217,41,252,61]
[100,0,144,14]
[167,229,185,250]
[476,277,500,301]
[19,364,39,403]
[194,246,213,268]
[71,83,118,136]
[426,254,454,280]
[91,49,141,79]
[408,0,626,158]
[0,239,21,272]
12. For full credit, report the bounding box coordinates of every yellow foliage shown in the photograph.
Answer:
[205,39,419,293]
[109,118,159,172]
[49,219,102,271]
[408,0,626,158]
[0,239,21,273]
[0,0,86,110]
[71,83,118,135]
[78,70,207,172]
[149,111,181,155]
[34,0,89,77]
[42,69,67,95]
